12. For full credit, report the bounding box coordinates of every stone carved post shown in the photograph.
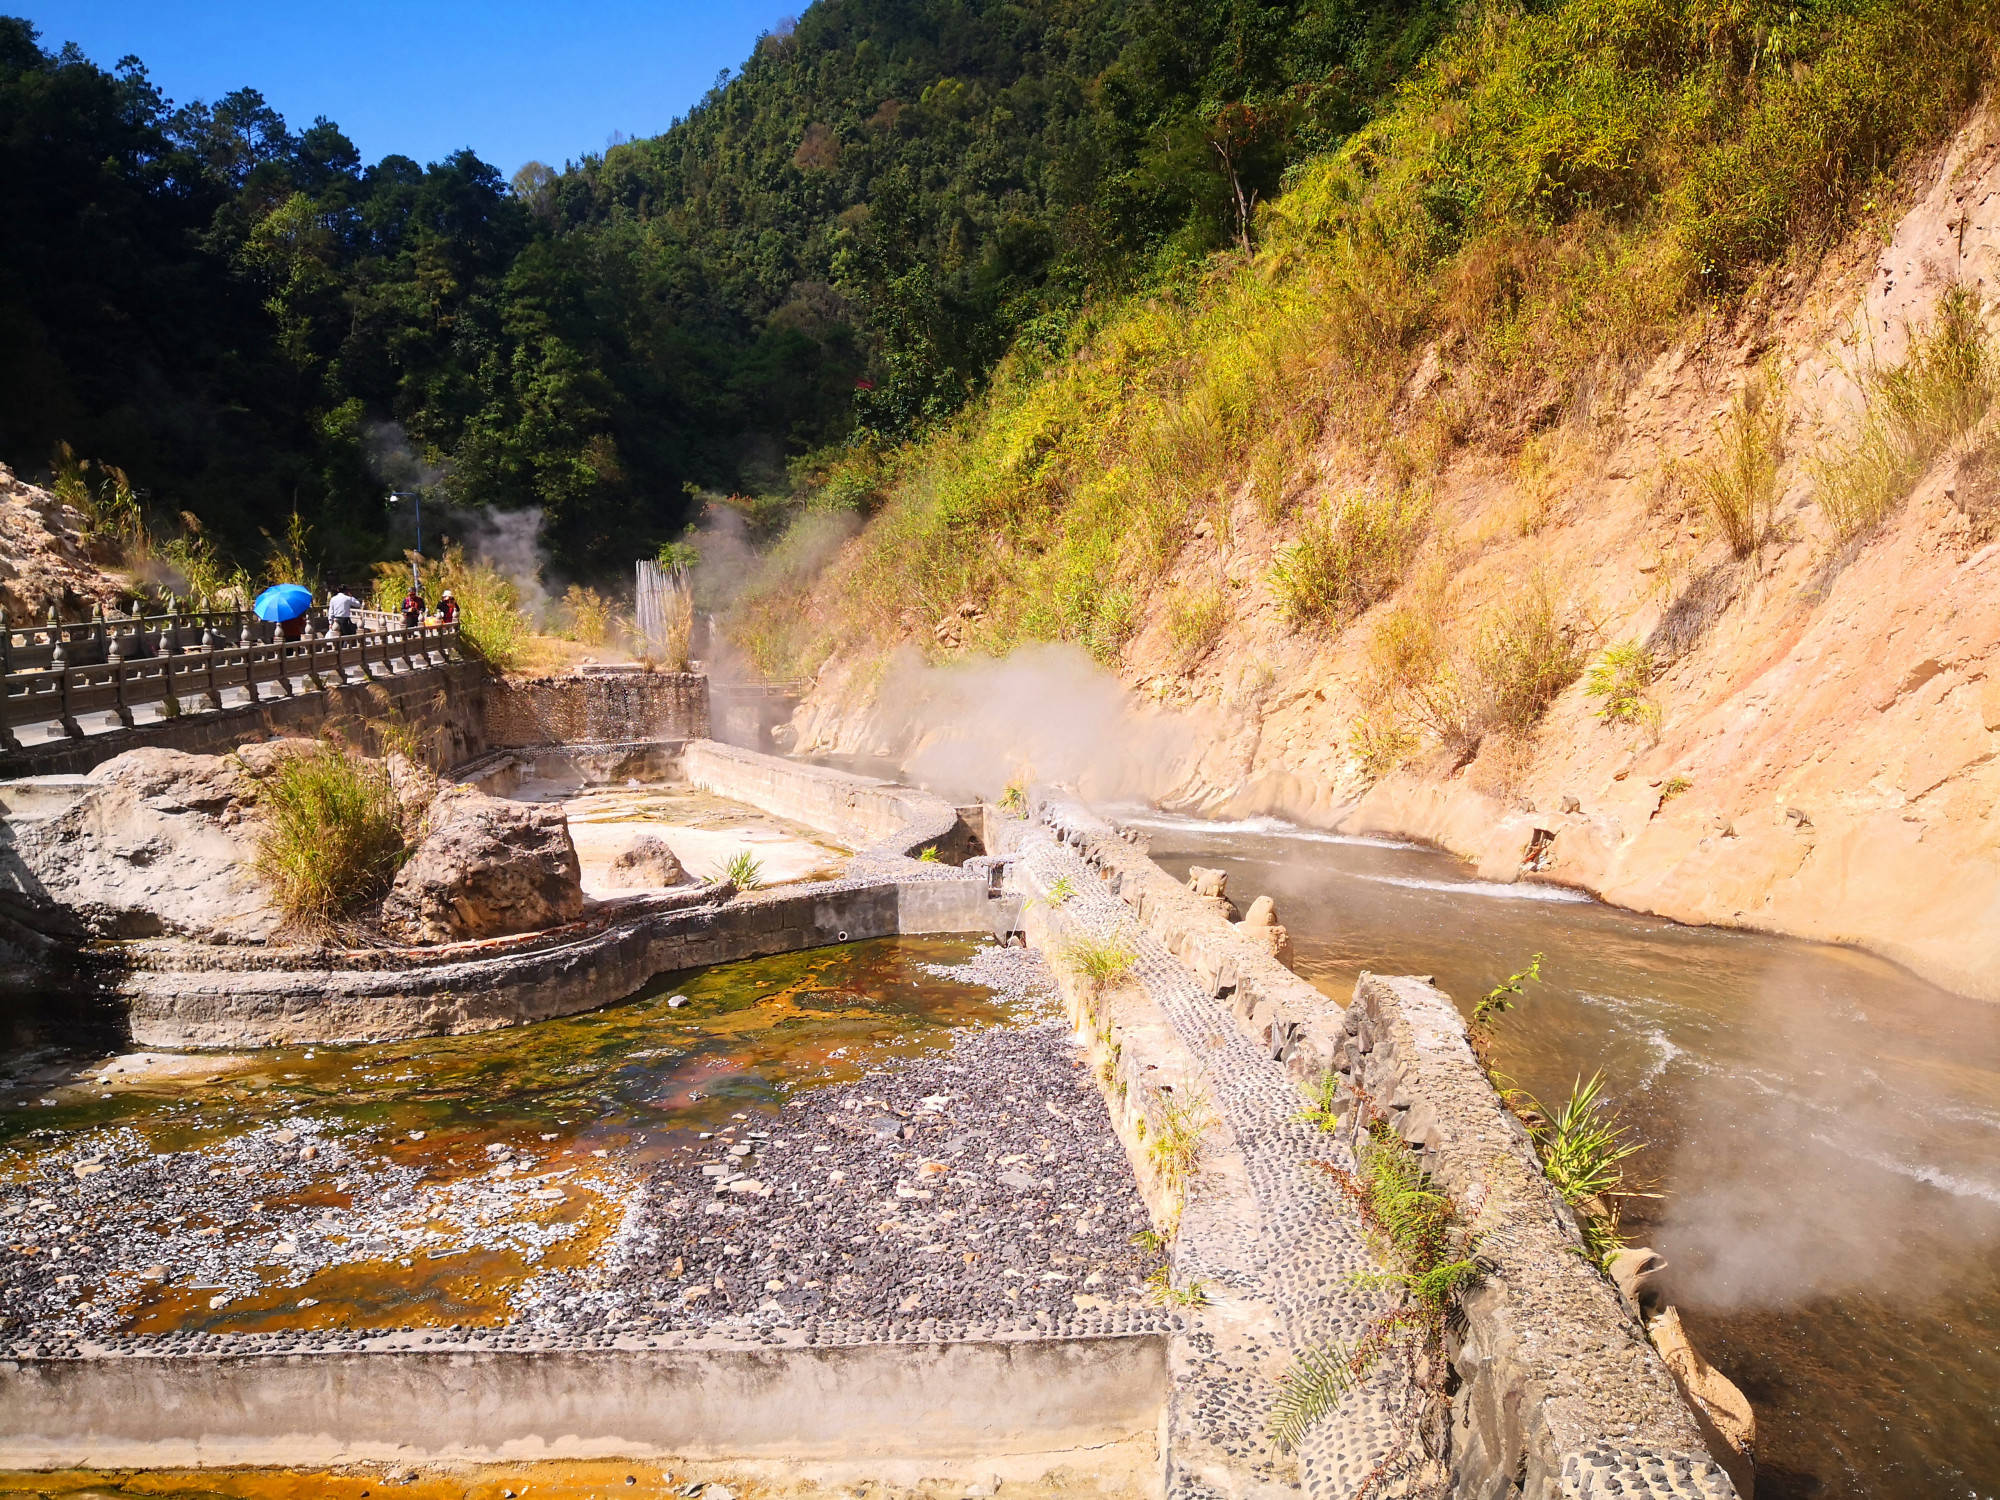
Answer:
[299,615,321,694]
[238,612,260,704]
[105,620,133,729]
[200,619,222,711]
[50,632,82,739]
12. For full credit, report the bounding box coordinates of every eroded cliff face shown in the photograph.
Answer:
[788,106,2000,1002]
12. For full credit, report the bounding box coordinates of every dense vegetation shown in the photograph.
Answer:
[0,0,1450,584]
[734,0,2000,718]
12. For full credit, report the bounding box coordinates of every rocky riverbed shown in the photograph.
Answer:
[0,940,1160,1354]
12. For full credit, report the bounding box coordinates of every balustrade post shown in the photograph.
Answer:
[50,634,82,739]
[237,613,260,704]
[106,624,133,729]
[200,621,222,711]
[357,620,376,681]
[299,616,322,693]
[92,604,106,666]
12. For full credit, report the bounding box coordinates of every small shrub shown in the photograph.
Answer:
[1660,775,1692,801]
[1585,642,1659,729]
[1296,1070,1344,1131]
[1814,286,2000,538]
[1163,583,1228,670]
[1468,951,1542,1065]
[1269,486,1430,631]
[1060,933,1137,996]
[1045,874,1078,905]
[998,779,1028,814]
[1349,709,1417,780]
[1688,378,1785,559]
[916,845,941,863]
[720,850,766,889]
[254,742,408,928]
[1276,1127,1480,1454]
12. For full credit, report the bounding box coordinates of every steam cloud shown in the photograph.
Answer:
[1653,960,2000,1312]
[851,643,1213,805]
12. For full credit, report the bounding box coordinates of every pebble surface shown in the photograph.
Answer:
[0,943,1163,1357]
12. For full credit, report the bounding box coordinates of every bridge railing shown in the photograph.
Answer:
[0,607,461,751]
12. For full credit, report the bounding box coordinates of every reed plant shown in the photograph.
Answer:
[720,850,766,890]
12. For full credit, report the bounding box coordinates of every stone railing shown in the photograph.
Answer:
[0,607,461,750]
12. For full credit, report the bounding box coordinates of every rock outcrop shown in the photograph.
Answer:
[0,745,283,943]
[381,785,583,944]
[604,834,685,888]
[0,463,122,620]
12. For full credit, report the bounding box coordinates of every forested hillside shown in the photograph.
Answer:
[0,0,1446,583]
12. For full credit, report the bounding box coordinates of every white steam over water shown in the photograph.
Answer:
[1354,873,1594,903]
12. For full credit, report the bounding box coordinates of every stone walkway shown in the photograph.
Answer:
[1012,818,1419,1500]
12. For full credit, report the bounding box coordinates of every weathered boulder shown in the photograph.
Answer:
[1235,893,1295,970]
[381,785,583,943]
[0,745,282,943]
[604,834,685,888]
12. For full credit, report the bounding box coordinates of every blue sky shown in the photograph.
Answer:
[21,1,788,175]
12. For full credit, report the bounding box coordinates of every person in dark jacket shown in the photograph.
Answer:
[400,586,425,629]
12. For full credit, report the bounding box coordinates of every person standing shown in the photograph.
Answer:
[400,584,425,629]
[435,589,458,626]
[327,583,361,637]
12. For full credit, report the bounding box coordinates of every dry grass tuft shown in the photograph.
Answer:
[1688,376,1785,559]
[1814,286,2000,538]
[253,741,408,929]
[1269,486,1431,631]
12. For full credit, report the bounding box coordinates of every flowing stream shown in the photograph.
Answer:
[1126,809,2000,1500]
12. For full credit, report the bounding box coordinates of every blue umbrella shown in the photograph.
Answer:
[253,583,314,623]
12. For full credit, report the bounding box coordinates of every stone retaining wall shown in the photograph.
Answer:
[0,662,487,778]
[1017,798,1737,1500]
[484,673,709,747]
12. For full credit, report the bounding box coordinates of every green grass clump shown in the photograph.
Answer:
[1472,577,1592,739]
[1527,1072,1649,1265]
[1814,286,2000,538]
[1274,1127,1480,1453]
[1060,932,1137,997]
[1269,487,1431,632]
[254,742,408,928]
[1163,583,1229,670]
[1147,1088,1212,1199]
[719,850,766,890]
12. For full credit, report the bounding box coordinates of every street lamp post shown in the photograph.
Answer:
[387,490,423,589]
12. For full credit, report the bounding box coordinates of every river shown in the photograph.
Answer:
[1122,809,2000,1500]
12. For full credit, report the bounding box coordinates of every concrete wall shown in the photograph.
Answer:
[0,1334,1168,1469]
[0,662,486,779]
[682,740,974,864]
[485,673,709,747]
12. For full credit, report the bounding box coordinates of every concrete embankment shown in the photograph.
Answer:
[1001,797,1737,1500]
